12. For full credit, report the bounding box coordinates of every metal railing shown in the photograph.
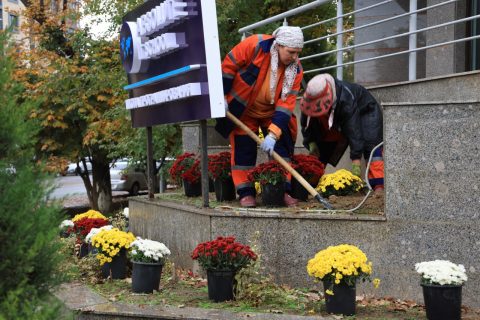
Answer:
[238,0,480,82]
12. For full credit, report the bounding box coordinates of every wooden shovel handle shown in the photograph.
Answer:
[226,111,333,210]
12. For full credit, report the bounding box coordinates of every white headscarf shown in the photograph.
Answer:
[269,26,304,103]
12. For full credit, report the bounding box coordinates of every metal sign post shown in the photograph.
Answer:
[199,120,209,207]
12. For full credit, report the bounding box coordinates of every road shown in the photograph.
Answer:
[50,175,135,199]
[51,175,89,198]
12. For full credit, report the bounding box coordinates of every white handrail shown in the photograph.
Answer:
[304,0,458,45]
[300,14,480,61]
[304,34,480,74]
[301,0,394,31]
[237,0,330,35]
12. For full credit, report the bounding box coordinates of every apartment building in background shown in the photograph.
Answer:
[0,0,27,43]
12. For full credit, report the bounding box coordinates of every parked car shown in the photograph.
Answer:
[64,161,92,175]
[110,161,148,196]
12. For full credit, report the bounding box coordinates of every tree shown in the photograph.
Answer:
[15,1,180,212]
[0,31,64,320]
[15,21,130,212]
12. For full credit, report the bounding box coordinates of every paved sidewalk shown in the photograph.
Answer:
[56,282,332,320]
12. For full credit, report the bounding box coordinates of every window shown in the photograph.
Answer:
[0,1,3,30]
[8,13,18,32]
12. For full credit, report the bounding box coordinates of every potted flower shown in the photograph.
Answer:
[70,216,109,258]
[72,209,108,222]
[291,154,325,201]
[247,160,288,207]
[191,236,257,302]
[91,228,136,279]
[85,225,113,254]
[415,260,467,320]
[208,151,235,201]
[59,219,73,238]
[130,237,171,293]
[307,244,377,316]
[169,152,201,197]
[316,169,364,197]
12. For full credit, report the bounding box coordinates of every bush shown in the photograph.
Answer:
[0,31,65,319]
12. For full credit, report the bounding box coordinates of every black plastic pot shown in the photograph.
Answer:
[78,242,89,258]
[290,178,309,201]
[261,183,285,207]
[207,270,235,302]
[422,284,462,320]
[183,179,202,197]
[214,177,236,201]
[132,261,163,293]
[323,280,356,316]
[88,243,98,255]
[101,249,127,279]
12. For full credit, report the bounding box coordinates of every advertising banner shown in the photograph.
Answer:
[120,0,224,127]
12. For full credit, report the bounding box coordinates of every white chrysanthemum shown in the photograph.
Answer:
[59,219,74,229]
[85,225,113,243]
[123,207,129,218]
[415,260,468,285]
[130,237,171,262]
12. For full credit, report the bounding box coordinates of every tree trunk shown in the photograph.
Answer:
[92,157,112,214]
[79,155,113,213]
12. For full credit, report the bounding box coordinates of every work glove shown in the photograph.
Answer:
[351,162,361,177]
[308,141,320,157]
[260,133,277,156]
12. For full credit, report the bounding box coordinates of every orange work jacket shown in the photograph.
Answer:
[216,34,303,140]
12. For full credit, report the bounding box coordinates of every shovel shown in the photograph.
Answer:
[226,111,333,210]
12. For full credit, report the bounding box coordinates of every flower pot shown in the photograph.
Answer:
[323,280,356,316]
[101,249,127,279]
[88,243,98,255]
[78,242,89,258]
[131,261,164,293]
[422,284,462,320]
[290,178,309,201]
[214,177,236,201]
[60,230,70,238]
[261,183,285,207]
[207,270,235,302]
[183,179,201,197]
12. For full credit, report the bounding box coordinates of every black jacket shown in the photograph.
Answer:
[301,79,383,166]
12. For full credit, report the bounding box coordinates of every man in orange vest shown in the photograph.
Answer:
[215,26,304,207]
[300,74,384,191]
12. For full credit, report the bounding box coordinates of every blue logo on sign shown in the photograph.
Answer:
[120,35,132,61]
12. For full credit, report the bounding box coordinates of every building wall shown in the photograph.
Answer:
[0,0,27,45]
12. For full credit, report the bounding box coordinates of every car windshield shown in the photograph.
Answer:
[112,162,128,170]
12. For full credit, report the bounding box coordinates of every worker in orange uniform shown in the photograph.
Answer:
[300,74,384,191]
[215,26,304,207]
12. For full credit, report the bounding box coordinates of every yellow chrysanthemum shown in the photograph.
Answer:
[72,209,107,222]
[306,244,373,287]
[315,169,364,197]
[91,228,136,265]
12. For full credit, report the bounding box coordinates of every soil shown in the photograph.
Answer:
[156,188,385,216]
